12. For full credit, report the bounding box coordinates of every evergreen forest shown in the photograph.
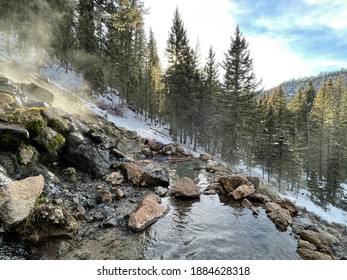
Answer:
[0,0,346,210]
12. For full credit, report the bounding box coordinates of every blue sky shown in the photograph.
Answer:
[143,0,347,89]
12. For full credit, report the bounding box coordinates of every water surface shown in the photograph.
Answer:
[144,159,301,260]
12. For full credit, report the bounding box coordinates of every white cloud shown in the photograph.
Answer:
[143,0,347,90]
[247,36,313,89]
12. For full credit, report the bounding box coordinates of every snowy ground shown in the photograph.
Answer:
[1,42,346,227]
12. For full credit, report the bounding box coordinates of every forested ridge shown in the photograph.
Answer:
[0,0,346,210]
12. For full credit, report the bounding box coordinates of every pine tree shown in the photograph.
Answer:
[201,46,221,152]
[288,81,316,180]
[219,25,261,163]
[325,74,347,203]
[145,28,164,124]
[49,0,76,73]
[105,0,143,102]
[310,78,333,183]
[75,0,105,93]
[163,8,196,142]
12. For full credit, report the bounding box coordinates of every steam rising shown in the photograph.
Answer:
[0,0,95,116]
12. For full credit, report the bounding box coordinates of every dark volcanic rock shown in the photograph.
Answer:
[0,122,29,151]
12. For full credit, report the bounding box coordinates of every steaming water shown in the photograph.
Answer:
[144,159,301,260]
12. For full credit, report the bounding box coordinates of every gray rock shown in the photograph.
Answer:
[128,195,168,231]
[267,208,293,231]
[123,162,169,187]
[171,177,200,199]
[0,122,29,151]
[0,175,44,228]
[154,186,168,197]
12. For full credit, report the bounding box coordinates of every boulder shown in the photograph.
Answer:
[128,195,168,231]
[35,126,65,156]
[171,177,200,199]
[123,162,169,187]
[17,144,39,165]
[206,160,229,173]
[230,184,255,200]
[218,174,250,193]
[298,239,317,251]
[265,202,282,213]
[248,192,271,204]
[276,199,300,216]
[298,230,337,249]
[0,175,44,228]
[65,133,110,178]
[248,176,282,202]
[200,153,213,161]
[297,248,333,260]
[267,208,292,231]
[0,122,29,151]
[21,204,79,243]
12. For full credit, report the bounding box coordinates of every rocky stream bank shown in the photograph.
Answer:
[0,75,346,260]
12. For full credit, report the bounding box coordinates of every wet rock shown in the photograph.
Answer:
[248,177,282,202]
[276,199,300,216]
[203,189,218,195]
[248,192,271,204]
[298,239,317,251]
[154,186,168,197]
[128,195,168,231]
[265,202,282,213]
[242,198,260,216]
[0,175,44,228]
[123,162,169,187]
[0,122,29,151]
[110,148,126,159]
[200,153,213,161]
[0,166,11,187]
[267,208,292,231]
[206,160,229,173]
[298,230,338,250]
[21,204,79,243]
[230,184,255,200]
[88,131,105,144]
[297,248,333,260]
[35,126,65,157]
[17,145,39,165]
[101,217,119,228]
[106,171,124,186]
[171,177,200,199]
[242,198,253,208]
[65,134,110,178]
[141,146,152,157]
[218,174,250,193]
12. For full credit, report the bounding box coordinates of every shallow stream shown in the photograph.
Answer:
[143,159,301,260]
